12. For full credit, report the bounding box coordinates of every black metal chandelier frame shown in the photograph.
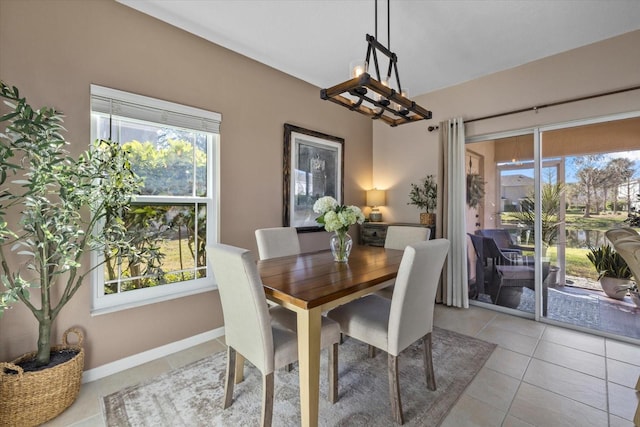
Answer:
[320,1,432,127]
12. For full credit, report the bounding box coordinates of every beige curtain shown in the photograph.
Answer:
[436,118,469,308]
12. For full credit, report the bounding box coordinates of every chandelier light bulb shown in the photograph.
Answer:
[350,60,368,78]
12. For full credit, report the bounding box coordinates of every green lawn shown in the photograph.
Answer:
[564,212,629,231]
[545,246,597,280]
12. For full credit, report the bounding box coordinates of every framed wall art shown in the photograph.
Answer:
[283,123,344,232]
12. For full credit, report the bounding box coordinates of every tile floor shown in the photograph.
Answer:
[43,305,640,427]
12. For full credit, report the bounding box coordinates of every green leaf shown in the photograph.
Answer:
[0,111,19,122]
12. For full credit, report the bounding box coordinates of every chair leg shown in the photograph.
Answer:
[261,372,274,427]
[223,347,236,409]
[423,333,436,391]
[234,353,245,384]
[368,345,377,358]
[495,283,503,306]
[387,354,404,425]
[285,363,294,372]
[328,342,339,403]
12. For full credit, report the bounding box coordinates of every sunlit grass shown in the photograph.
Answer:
[157,238,198,272]
[564,212,629,231]
[545,246,597,280]
[105,238,205,293]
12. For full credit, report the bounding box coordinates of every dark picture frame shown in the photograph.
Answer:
[283,124,344,232]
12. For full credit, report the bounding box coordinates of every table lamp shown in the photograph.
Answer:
[366,189,386,222]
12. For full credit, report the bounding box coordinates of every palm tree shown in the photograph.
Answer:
[512,182,564,256]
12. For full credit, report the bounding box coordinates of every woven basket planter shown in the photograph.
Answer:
[419,213,436,226]
[0,327,84,427]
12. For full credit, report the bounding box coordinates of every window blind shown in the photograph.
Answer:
[90,84,221,134]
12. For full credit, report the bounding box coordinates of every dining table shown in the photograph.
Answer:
[255,244,405,427]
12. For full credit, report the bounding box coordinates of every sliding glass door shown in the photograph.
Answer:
[466,113,640,341]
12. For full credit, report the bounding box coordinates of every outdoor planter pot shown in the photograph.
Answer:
[600,276,632,300]
[586,243,633,300]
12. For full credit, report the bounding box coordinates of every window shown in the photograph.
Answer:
[90,85,220,313]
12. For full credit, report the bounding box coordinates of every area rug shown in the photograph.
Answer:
[103,327,496,426]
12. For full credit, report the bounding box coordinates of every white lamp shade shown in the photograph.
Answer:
[366,189,386,207]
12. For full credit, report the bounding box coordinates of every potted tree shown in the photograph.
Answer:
[0,81,147,425]
[586,243,633,300]
[408,175,437,225]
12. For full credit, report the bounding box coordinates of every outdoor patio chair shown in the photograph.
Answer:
[495,262,549,316]
[476,229,533,254]
[467,233,492,300]
[468,234,547,313]
[467,233,524,301]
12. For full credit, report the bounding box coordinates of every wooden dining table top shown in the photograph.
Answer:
[257,245,405,310]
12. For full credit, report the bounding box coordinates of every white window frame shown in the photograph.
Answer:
[90,85,220,315]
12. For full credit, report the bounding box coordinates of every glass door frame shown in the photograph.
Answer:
[466,110,640,327]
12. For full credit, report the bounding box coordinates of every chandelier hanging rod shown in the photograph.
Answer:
[365,34,402,95]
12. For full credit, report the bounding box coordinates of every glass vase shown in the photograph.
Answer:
[330,231,352,262]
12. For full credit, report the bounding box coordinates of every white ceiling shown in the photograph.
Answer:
[117,0,640,97]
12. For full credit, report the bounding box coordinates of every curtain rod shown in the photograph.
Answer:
[427,84,640,132]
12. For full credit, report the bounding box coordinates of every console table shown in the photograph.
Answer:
[360,222,435,246]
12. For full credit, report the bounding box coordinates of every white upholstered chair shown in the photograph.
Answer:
[207,244,340,426]
[327,239,449,425]
[255,226,301,330]
[375,225,431,300]
[255,227,301,260]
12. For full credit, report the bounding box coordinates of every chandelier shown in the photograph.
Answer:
[320,0,432,127]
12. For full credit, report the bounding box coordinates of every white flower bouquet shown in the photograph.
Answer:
[313,196,365,262]
[313,196,365,232]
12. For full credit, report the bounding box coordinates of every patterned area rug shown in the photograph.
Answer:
[103,327,496,426]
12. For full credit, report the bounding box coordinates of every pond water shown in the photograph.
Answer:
[565,229,607,249]
[496,226,619,249]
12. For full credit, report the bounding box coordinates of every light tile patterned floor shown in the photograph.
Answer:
[43,305,640,427]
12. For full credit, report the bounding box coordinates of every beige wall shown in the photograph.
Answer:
[0,0,372,368]
[374,30,640,224]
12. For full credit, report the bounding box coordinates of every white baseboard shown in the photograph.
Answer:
[82,327,225,383]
